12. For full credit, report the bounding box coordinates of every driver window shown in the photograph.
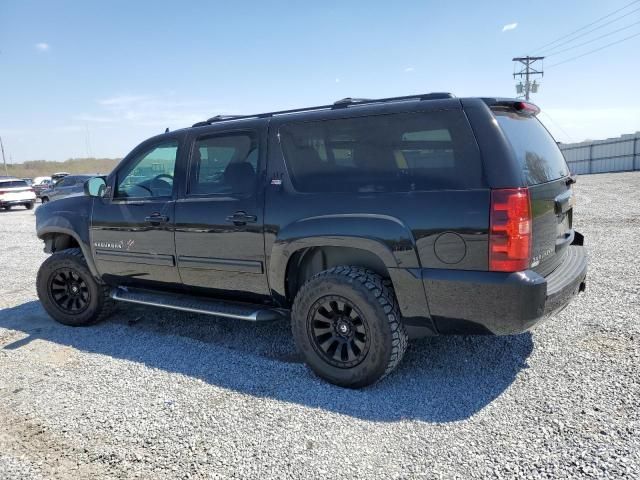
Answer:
[116,141,178,198]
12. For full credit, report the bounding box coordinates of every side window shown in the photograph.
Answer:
[188,132,258,195]
[57,177,75,187]
[116,141,178,198]
[279,111,483,193]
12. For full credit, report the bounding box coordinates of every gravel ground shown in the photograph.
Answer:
[0,171,638,479]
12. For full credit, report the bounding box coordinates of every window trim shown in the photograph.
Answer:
[185,129,259,199]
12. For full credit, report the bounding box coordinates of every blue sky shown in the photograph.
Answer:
[1,0,639,162]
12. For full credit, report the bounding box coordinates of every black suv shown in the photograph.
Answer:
[35,93,587,388]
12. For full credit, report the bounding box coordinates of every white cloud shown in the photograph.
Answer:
[404,67,415,73]
[85,94,230,128]
[502,22,518,32]
[35,42,50,52]
[98,95,150,106]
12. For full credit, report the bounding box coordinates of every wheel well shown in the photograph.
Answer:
[43,233,80,253]
[285,246,390,304]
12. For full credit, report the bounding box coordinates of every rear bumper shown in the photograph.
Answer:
[422,245,587,335]
[0,198,35,207]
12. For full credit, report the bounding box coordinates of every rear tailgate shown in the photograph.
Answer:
[493,108,574,276]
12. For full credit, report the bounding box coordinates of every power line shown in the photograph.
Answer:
[547,30,640,68]
[540,5,640,55]
[539,111,574,143]
[531,0,640,53]
[544,19,640,57]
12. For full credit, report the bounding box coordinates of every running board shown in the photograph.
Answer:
[111,287,287,322]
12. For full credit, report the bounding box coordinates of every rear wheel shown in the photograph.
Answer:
[25,202,34,210]
[291,266,408,388]
[37,248,114,326]
[2,206,10,211]
[41,197,49,203]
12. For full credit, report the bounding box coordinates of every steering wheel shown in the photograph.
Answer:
[152,173,174,184]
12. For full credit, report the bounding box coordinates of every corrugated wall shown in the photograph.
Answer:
[558,132,640,175]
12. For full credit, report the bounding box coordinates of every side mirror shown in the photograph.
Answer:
[84,177,107,197]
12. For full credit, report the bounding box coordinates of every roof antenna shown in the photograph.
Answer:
[165,127,170,133]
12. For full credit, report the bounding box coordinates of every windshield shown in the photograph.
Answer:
[494,111,569,185]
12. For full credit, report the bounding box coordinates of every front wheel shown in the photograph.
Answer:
[37,248,113,326]
[291,266,408,388]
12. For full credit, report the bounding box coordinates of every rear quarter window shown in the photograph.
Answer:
[494,112,569,185]
[279,110,483,193]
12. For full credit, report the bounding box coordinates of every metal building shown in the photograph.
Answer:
[558,132,640,175]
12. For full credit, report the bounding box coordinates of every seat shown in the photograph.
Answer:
[223,162,256,194]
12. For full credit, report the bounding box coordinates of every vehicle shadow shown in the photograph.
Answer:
[0,300,533,423]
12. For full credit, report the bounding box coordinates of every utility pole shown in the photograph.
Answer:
[0,136,8,176]
[512,56,544,100]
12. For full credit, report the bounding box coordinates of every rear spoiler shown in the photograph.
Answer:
[482,98,540,116]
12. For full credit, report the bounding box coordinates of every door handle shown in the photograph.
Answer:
[144,213,170,224]
[226,211,257,225]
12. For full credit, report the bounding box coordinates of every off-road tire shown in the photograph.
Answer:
[291,266,408,388]
[37,248,114,326]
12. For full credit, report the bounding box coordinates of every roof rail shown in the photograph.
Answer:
[333,97,373,108]
[191,92,455,127]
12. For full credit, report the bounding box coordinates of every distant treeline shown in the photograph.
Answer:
[4,158,121,179]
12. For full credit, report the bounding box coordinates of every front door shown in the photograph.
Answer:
[91,139,181,287]
[174,126,269,302]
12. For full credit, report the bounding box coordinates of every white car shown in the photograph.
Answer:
[0,177,36,210]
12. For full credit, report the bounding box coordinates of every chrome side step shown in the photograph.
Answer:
[111,287,287,322]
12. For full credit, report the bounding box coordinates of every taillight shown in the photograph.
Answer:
[0,190,6,196]
[489,188,532,272]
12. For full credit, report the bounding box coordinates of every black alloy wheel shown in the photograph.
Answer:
[308,295,370,368]
[49,268,91,314]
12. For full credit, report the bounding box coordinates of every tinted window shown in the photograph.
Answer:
[0,180,28,188]
[116,141,178,198]
[494,112,569,185]
[279,110,482,192]
[57,176,76,187]
[188,132,258,195]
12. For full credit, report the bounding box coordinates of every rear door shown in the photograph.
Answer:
[493,110,573,276]
[51,176,76,201]
[173,122,270,302]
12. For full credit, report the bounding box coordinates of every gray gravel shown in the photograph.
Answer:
[0,172,639,479]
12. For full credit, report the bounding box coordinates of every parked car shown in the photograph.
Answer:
[32,176,53,199]
[0,177,36,210]
[40,174,98,203]
[34,93,587,388]
[51,172,70,182]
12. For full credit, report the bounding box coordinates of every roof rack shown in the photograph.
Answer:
[191,92,455,127]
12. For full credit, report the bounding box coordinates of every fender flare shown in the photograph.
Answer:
[267,213,420,302]
[37,226,100,279]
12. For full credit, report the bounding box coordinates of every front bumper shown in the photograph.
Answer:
[422,245,587,335]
